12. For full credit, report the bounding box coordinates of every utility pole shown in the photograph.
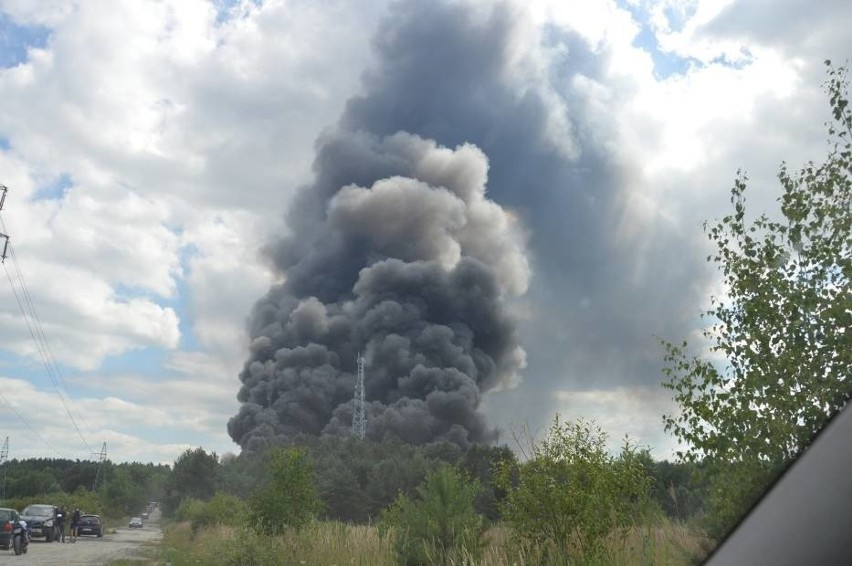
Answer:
[1,184,8,263]
[0,232,8,264]
[92,442,107,491]
[0,436,8,502]
[352,354,366,439]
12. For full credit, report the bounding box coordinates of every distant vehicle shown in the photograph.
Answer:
[20,504,59,542]
[0,507,22,550]
[77,514,103,537]
[129,517,143,529]
[141,511,149,520]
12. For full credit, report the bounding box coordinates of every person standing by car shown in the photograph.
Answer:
[70,507,81,543]
[56,506,66,543]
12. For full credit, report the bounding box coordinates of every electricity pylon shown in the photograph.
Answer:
[92,442,107,491]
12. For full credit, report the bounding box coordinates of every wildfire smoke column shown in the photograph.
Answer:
[228,131,530,451]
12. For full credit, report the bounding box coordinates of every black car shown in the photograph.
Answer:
[77,514,103,537]
[0,508,22,550]
[20,504,59,542]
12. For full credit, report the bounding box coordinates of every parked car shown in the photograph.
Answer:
[20,504,59,542]
[77,514,103,537]
[0,508,22,550]
[129,517,143,529]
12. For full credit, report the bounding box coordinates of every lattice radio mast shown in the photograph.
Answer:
[352,354,366,439]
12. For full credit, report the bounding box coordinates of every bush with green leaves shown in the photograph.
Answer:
[249,447,322,534]
[662,62,852,537]
[381,464,485,565]
[497,417,655,562]
[175,492,248,533]
[174,497,205,524]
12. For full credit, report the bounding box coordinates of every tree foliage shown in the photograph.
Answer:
[381,464,484,565]
[662,62,852,535]
[497,417,654,561]
[162,448,220,516]
[249,447,321,534]
[300,436,455,523]
[101,467,147,517]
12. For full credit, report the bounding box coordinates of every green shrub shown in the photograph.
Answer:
[173,492,247,533]
[381,464,485,565]
[497,417,655,562]
[201,492,248,528]
[249,447,322,534]
[174,498,205,524]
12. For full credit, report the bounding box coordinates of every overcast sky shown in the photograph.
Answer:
[0,0,849,464]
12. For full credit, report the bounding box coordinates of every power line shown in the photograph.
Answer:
[0,188,93,455]
[0,204,90,433]
[2,258,92,454]
[0,389,61,456]
[5,239,94,445]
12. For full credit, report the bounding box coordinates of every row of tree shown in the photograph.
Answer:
[166,422,702,563]
[159,437,705,523]
[0,458,169,519]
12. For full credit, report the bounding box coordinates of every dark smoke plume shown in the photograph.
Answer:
[228,131,529,450]
[230,0,711,449]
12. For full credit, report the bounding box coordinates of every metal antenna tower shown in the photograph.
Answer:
[352,354,366,439]
[92,442,107,491]
[0,437,8,502]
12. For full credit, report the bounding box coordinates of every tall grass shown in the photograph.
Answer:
[162,521,395,565]
[160,518,710,565]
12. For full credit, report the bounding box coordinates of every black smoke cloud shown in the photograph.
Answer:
[228,131,529,451]
[230,0,710,450]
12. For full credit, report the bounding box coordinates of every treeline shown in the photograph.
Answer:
[0,433,707,530]
[161,419,711,563]
[0,458,169,520]
[160,435,706,526]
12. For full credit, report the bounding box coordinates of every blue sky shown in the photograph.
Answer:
[0,0,847,464]
[0,12,48,68]
[618,0,694,78]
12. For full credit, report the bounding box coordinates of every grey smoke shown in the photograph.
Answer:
[229,131,529,450]
[230,0,710,450]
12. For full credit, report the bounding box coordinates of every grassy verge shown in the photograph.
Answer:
[154,519,709,565]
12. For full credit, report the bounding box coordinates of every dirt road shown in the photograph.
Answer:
[0,515,162,566]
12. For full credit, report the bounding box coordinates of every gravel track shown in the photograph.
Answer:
[0,512,162,566]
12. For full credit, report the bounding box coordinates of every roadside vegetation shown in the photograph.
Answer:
[0,458,168,527]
